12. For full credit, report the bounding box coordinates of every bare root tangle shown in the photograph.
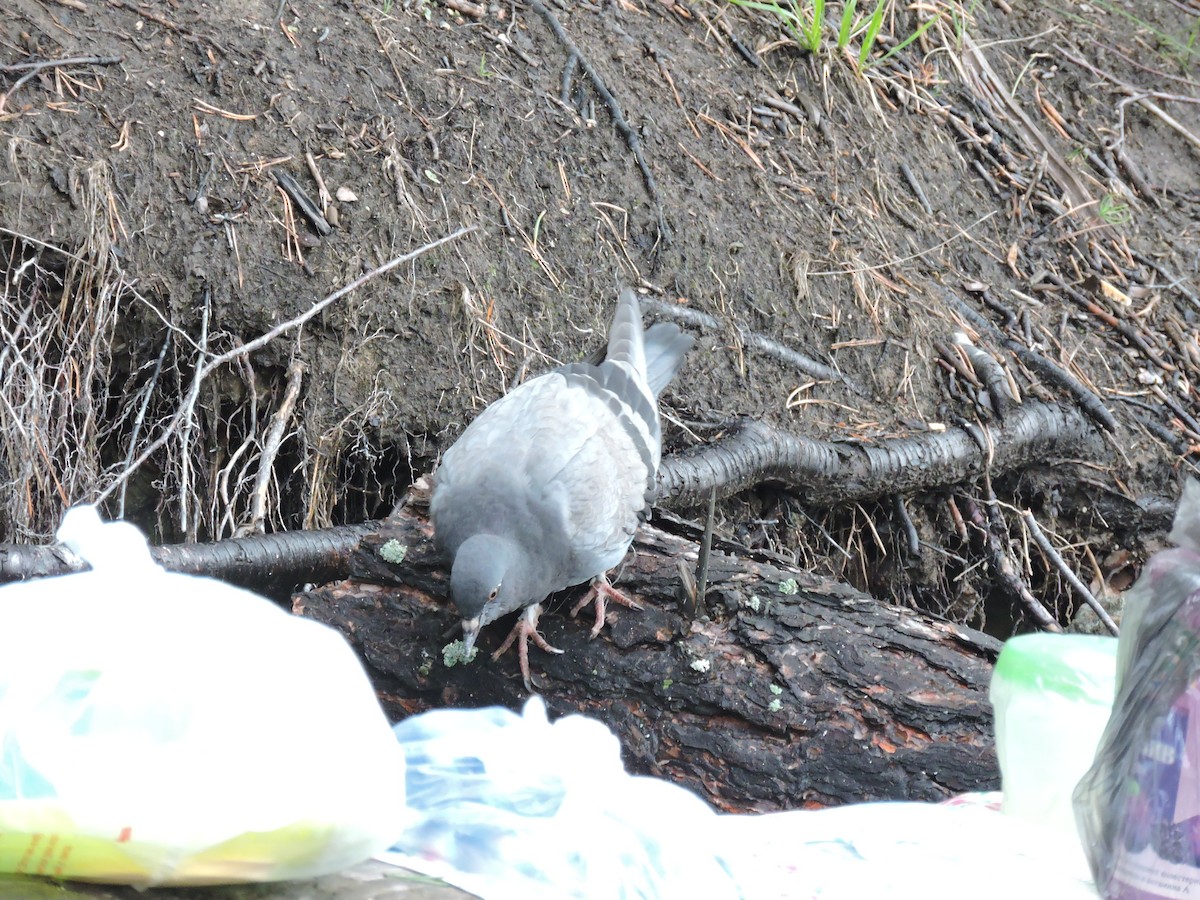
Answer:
[92,225,476,540]
[658,401,1104,509]
[3,215,474,544]
[0,162,126,542]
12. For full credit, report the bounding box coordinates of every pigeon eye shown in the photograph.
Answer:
[488,586,499,600]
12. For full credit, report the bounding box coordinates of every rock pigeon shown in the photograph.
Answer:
[430,288,693,688]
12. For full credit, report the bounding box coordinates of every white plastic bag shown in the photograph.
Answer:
[388,696,740,899]
[0,507,405,886]
[384,699,1099,899]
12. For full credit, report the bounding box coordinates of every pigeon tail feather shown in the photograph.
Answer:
[643,322,694,398]
[605,288,648,379]
[557,364,658,507]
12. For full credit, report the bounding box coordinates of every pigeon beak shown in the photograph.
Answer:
[461,617,481,656]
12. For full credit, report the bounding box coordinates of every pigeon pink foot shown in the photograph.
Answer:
[570,574,643,639]
[493,603,563,690]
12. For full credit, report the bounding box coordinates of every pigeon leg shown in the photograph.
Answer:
[492,603,563,689]
[570,574,644,639]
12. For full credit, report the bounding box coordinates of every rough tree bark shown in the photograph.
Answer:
[294,503,1003,813]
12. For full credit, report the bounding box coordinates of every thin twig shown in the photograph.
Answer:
[0,54,122,73]
[304,150,333,212]
[0,55,123,112]
[899,161,933,215]
[95,225,477,505]
[528,0,671,244]
[1021,510,1119,635]
[695,487,717,617]
[244,358,306,535]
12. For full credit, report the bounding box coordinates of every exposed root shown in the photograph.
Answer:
[658,400,1103,509]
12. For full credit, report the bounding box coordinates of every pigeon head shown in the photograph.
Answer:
[451,533,526,653]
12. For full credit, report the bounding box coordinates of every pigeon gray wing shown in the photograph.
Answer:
[431,374,570,550]
[433,290,693,588]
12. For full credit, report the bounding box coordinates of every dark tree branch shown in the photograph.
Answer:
[0,523,373,598]
[0,403,1102,586]
[658,400,1103,508]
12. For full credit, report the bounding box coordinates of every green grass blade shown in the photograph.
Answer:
[837,0,858,50]
[805,0,826,53]
[858,0,887,65]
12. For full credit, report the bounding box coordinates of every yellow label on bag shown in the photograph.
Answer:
[0,801,355,886]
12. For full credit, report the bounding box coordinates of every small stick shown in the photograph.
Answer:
[934,340,982,388]
[710,7,762,67]
[947,496,968,542]
[695,487,717,617]
[1013,347,1116,433]
[894,495,920,557]
[1022,510,1118,636]
[304,150,333,212]
[971,159,1004,197]
[244,359,306,535]
[0,54,122,73]
[273,170,332,236]
[0,55,122,112]
[899,161,933,215]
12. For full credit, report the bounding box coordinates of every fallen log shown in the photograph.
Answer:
[294,504,1003,813]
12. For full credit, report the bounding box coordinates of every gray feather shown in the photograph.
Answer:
[605,288,649,376]
[644,322,694,397]
[430,287,693,637]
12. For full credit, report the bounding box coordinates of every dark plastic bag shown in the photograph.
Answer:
[1075,479,1200,899]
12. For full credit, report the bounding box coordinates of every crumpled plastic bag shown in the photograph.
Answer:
[1075,479,1200,898]
[0,506,405,886]
[390,695,739,899]
[385,698,1099,899]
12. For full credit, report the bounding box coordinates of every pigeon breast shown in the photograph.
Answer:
[433,368,654,588]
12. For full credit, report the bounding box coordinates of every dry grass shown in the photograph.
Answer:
[0,161,123,541]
